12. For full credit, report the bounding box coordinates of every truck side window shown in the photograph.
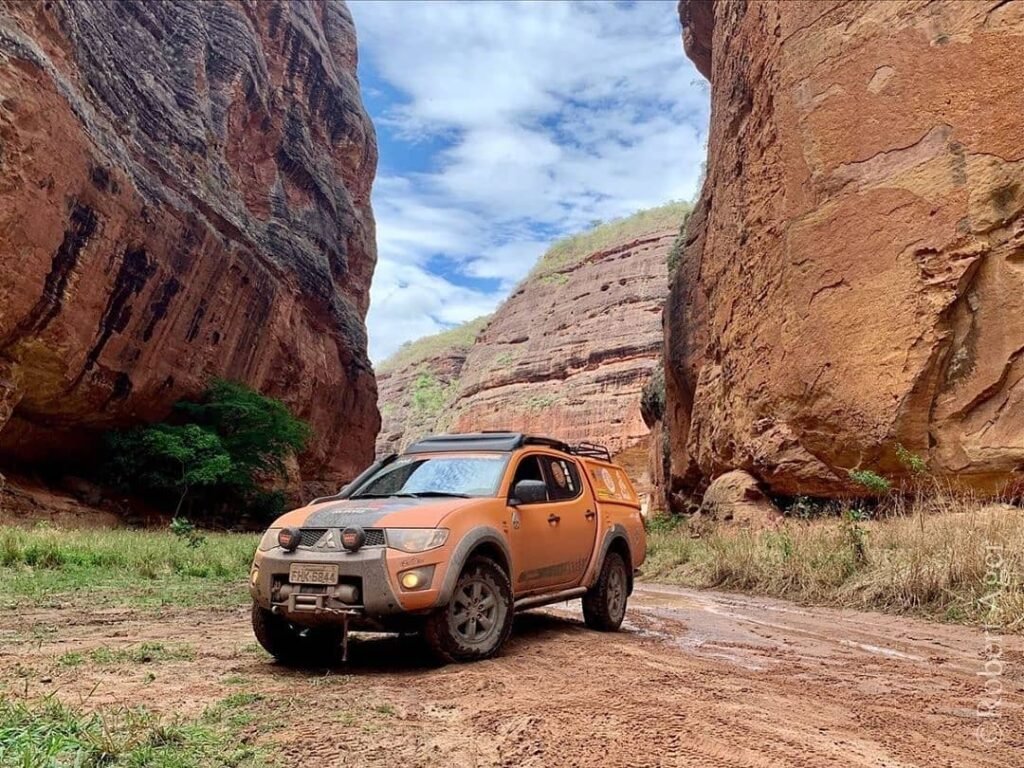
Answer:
[539,457,582,501]
[511,456,547,500]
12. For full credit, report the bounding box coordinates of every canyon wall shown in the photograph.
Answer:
[669,0,1024,498]
[0,0,379,491]
[378,203,689,509]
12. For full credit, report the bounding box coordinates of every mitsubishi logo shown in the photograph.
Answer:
[316,531,338,549]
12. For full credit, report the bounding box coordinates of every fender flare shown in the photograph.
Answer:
[436,526,512,605]
[591,524,634,594]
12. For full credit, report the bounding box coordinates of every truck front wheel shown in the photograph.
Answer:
[582,551,628,631]
[423,556,513,663]
[251,603,340,666]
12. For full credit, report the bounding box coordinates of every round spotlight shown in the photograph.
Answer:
[341,526,366,552]
[277,527,300,551]
[401,571,421,590]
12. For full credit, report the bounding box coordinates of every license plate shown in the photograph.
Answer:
[289,564,338,585]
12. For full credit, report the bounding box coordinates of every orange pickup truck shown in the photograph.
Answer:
[249,432,646,664]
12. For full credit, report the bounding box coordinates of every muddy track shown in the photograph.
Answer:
[2,585,1021,766]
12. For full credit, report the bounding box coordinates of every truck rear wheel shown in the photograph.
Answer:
[582,551,628,631]
[423,556,513,664]
[251,603,340,666]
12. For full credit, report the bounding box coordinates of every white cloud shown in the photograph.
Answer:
[350,0,710,362]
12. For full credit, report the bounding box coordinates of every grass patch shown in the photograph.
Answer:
[81,642,196,666]
[529,200,692,279]
[0,694,270,767]
[643,503,1024,631]
[377,315,491,375]
[0,526,256,610]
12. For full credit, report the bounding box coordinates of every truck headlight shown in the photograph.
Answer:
[258,528,281,551]
[386,528,449,553]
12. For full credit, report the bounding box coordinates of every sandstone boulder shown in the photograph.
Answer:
[698,470,782,529]
[0,0,379,490]
[668,0,1024,498]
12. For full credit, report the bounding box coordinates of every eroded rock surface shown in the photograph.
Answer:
[0,0,379,490]
[668,0,1024,498]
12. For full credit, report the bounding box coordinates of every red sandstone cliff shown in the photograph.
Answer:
[0,0,379,491]
[669,0,1024,498]
[377,203,689,509]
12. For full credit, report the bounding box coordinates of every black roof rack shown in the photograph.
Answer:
[571,441,612,462]
[405,432,612,462]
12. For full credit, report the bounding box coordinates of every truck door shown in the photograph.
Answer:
[509,453,597,593]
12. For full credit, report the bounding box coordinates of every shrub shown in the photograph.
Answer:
[410,373,449,417]
[107,424,232,516]
[175,379,310,487]
[640,365,666,425]
[104,380,309,522]
[666,217,689,275]
[848,469,891,495]
[895,443,928,475]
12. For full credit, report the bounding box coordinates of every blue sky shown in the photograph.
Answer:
[348,0,710,362]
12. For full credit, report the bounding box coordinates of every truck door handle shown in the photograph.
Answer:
[547,514,560,525]
[585,510,596,520]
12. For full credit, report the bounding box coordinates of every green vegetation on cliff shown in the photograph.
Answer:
[377,315,491,375]
[530,200,692,279]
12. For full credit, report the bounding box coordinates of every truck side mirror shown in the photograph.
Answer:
[510,479,548,506]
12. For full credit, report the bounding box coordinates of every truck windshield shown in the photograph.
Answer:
[352,455,508,499]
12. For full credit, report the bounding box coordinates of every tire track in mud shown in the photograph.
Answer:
[2,586,1020,767]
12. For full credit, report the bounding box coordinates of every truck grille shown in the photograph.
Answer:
[299,528,328,547]
[363,528,386,547]
[298,528,386,548]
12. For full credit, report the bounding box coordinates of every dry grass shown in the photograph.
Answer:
[643,499,1024,632]
[376,315,491,375]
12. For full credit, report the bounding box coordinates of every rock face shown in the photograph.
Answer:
[459,205,688,506]
[0,0,379,490]
[667,0,1024,499]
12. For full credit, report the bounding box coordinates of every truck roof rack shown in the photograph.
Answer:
[405,432,612,462]
[570,441,612,462]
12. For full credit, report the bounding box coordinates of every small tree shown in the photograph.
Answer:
[175,379,310,492]
[107,424,232,515]
[105,380,310,522]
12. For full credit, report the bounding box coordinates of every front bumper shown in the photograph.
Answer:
[251,546,404,619]
[250,544,450,625]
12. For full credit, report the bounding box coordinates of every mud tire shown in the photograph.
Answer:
[582,551,629,631]
[423,556,513,664]
[251,603,340,666]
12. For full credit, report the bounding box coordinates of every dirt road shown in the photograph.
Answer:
[3,585,1021,766]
